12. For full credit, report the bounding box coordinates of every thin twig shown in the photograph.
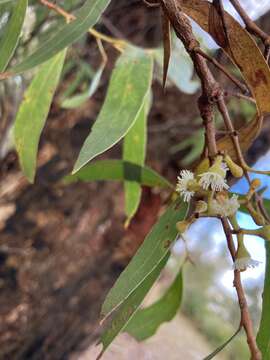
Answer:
[224,90,256,104]
[40,0,75,22]
[195,47,248,94]
[221,218,262,360]
[229,0,270,59]
[229,0,270,45]
[216,96,247,167]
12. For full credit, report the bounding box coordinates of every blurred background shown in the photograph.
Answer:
[0,1,270,359]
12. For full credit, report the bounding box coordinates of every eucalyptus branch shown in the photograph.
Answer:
[160,1,268,358]
[161,0,219,158]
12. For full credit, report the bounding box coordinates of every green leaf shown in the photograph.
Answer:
[101,199,188,318]
[72,46,153,173]
[123,92,151,224]
[98,254,169,359]
[4,0,110,75]
[63,160,172,189]
[61,91,90,109]
[203,328,241,360]
[87,63,105,97]
[257,242,270,359]
[14,50,66,183]
[0,0,27,72]
[125,268,183,341]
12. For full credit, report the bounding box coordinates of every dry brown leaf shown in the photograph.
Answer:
[162,12,171,89]
[209,0,228,49]
[178,0,270,159]
[180,0,270,115]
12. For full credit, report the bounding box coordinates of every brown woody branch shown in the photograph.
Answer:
[160,1,262,358]
[161,0,219,158]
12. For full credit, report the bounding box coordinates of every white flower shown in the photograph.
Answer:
[199,162,229,192]
[210,194,240,217]
[198,156,229,192]
[176,170,195,202]
[234,257,261,271]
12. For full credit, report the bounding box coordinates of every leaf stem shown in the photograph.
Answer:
[39,0,126,51]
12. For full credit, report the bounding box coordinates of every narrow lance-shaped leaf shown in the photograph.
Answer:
[123,92,151,225]
[2,0,110,76]
[0,0,27,72]
[73,46,153,173]
[98,254,169,359]
[162,11,171,89]
[154,43,199,95]
[125,268,183,341]
[256,242,270,359]
[63,159,172,189]
[14,50,66,183]
[101,199,188,318]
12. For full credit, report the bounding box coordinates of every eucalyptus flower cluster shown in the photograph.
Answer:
[175,154,270,271]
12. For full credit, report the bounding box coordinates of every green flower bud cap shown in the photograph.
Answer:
[224,154,244,178]
[234,239,260,271]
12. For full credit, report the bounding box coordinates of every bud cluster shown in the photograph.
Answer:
[175,154,269,271]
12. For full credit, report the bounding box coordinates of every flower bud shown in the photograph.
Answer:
[246,179,262,201]
[224,155,243,178]
[176,220,190,234]
[198,156,229,192]
[195,200,208,214]
[195,157,210,176]
[251,178,261,190]
[234,235,260,271]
